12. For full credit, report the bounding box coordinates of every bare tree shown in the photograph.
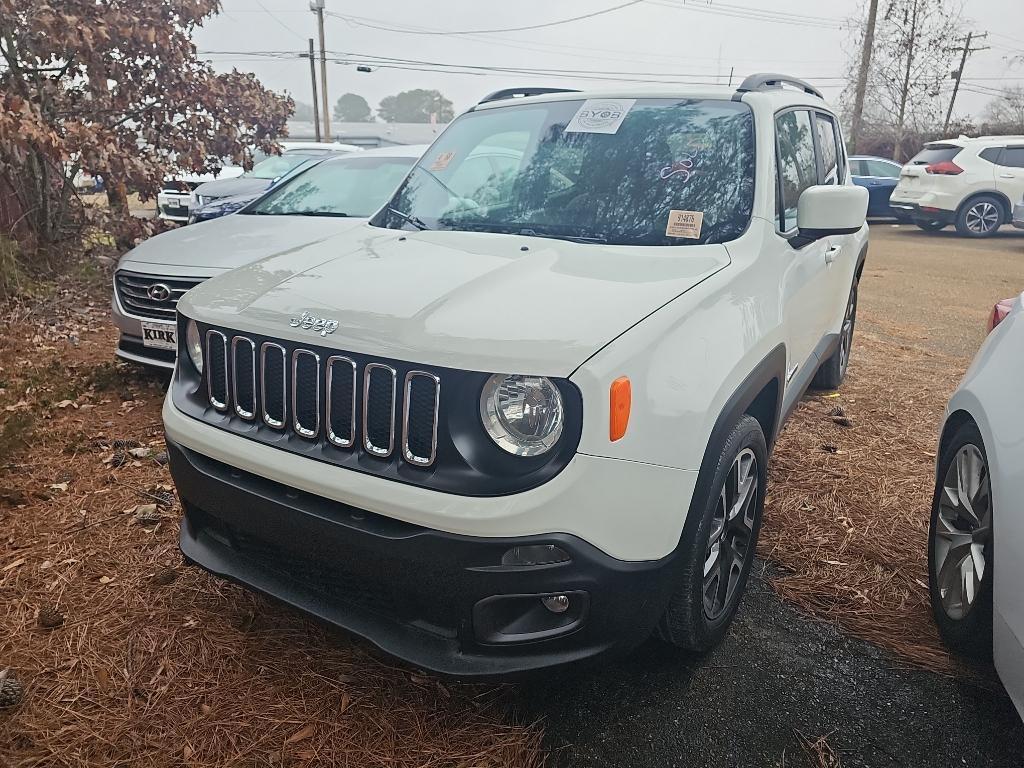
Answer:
[843,0,964,161]
[983,85,1024,133]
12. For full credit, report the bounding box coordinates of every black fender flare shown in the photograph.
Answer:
[674,344,786,552]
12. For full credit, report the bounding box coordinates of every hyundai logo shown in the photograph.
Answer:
[147,283,172,302]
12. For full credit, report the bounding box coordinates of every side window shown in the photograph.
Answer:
[998,147,1024,168]
[775,110,817,232]
[816,113,840,184]
[978,147,1003,164]
[866,159,902,178]
[849,159,866,177]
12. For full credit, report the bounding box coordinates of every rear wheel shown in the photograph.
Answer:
[812,278,858,391]
[916,220,947,232]
[658,415,767,652]
[928,421,993,659]
[956,196,1004,238]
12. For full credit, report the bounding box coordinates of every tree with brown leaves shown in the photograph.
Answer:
[0,0,292,245]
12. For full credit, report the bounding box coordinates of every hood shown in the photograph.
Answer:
[166,167,245,185]
[117,214,368,272]
[180,226,731,376]
[194,177,272,199]
[195,192,261,215]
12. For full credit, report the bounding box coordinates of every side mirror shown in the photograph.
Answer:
[794,185,868,246]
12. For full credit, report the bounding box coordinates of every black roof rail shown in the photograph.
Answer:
[735,73,823,99]
[477,87,580,106]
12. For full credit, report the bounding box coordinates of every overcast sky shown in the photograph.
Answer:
[194,0,1024,122]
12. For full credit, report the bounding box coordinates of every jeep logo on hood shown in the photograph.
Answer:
[289,311,339,336]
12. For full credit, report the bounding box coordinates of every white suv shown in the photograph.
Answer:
[890,136,1024,237]
[163,76,868,676]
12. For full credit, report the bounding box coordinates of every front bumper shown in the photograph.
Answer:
[157,192,191,222]
[111,288,177,369]
[169,438,683,677]
[1013,203,1024,230]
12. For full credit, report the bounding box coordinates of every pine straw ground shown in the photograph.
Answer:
[760,326,964,673]
[0,277,971,766]
[0,292,544,768]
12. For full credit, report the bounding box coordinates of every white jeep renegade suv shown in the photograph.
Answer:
[164,75,869,676]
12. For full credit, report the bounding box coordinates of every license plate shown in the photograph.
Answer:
[141,321,177,350]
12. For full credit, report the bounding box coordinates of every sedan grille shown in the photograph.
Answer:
[115,271,204,321]
[202,329,442,469]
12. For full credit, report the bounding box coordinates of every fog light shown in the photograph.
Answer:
[501,544,570,567]
[542,594,571,614]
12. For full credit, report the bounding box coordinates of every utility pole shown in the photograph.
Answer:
[311,0,331,141]
[944,32,989,133]
[850,0,879,155]
[893,0,921,162]
[303,38,321,142]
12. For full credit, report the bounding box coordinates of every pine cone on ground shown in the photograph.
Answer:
[37,605,64,629]
[113,438,141,449]
[0,669,23,709]
[152,567,178,586]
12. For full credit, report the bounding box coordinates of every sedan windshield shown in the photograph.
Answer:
[372,98,754,246]
[248,154,316,180]
[244,155,417,217]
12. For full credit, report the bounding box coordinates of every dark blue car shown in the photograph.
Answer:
[850,155,906,219]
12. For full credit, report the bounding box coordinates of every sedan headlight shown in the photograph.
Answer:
[185,319,203,374]
[480,374,564,456]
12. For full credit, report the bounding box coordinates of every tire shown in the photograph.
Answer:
[927,420,994,660]
[955,195,1005,238]
[812,277,858,391]
[658,415,767,652]
[916,220,947,232]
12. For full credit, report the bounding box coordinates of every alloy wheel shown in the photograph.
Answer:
[839,285,857,376]
[934,444,992,620]
[703,448,758,621]
[965,202,1000,234]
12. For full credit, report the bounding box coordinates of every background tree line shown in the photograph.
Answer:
[293,89,455,124]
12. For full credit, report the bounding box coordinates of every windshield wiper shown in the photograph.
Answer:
[280,211,350,217]
[518,227,607,244]
[246,210,349,217]
[387,206,431,231]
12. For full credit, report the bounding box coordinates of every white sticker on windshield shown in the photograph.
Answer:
[565,99,636,135]
[666,210,703,239]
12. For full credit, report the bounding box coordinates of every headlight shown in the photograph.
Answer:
[185,319,203,374]
[480,374,564,456]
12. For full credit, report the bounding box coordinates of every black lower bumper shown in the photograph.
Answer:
[168,439,680,678]
[890,202,956,225]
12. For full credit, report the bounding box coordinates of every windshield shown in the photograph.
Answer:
[245,155,417,217]
[372,98,754,246]
[248,154,316,180]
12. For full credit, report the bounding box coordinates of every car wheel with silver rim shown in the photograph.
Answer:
[659,415,767,651]
[812,278,858,391]
[956,195,1004,238]
[928,420,994,659]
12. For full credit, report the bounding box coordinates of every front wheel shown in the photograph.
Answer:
[657,415,767,652]
[928,421,994,659]
[812,278,858,391]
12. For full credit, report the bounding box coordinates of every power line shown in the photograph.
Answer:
[646,0,845,30]
[248,0,307,42]
[324,0,645,36]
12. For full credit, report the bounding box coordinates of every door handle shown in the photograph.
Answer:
[999,173,1015,179]
[824,244,841,264]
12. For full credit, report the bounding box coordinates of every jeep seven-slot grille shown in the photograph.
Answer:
[204,331,441,468]
[115,271,204,321]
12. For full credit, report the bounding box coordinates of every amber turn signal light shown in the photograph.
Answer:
[609,376,631,441]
